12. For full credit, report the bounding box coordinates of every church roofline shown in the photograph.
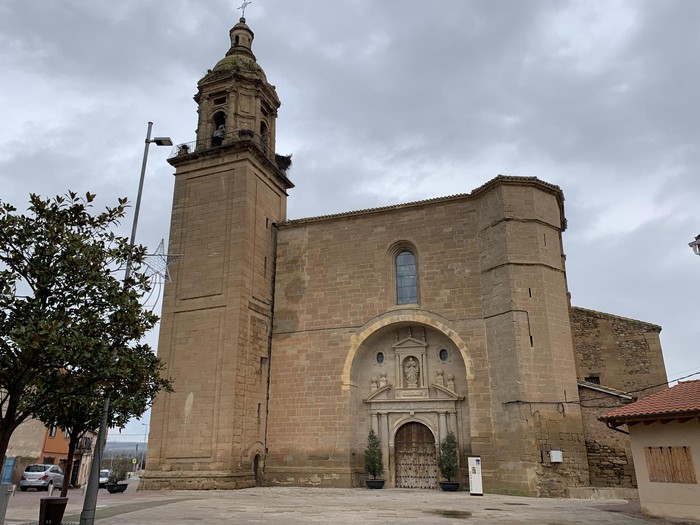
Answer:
[571,306,662,332]
[278,175,565,228]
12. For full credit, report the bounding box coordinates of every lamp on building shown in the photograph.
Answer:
[80,122,172,525]
[152,137,173,147]
[690,234,700,256]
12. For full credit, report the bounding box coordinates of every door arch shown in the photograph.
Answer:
[394,422,437,489]
[253,454,260,486]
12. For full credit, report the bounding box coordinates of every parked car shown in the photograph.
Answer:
[19,464,64,491]
[99,469,111,488]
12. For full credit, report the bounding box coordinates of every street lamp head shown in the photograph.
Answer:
[152,137,173,147]
[690,234,700,256]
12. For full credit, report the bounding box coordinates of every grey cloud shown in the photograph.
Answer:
[1,0,697,442]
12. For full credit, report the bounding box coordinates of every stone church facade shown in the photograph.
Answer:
[142,17,667,497]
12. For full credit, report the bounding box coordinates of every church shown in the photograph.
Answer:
[143,16,667,497]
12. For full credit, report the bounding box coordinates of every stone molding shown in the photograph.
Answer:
[341,309,473,391]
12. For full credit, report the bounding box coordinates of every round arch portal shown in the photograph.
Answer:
[394,421,437,489]
[341,309,473,390]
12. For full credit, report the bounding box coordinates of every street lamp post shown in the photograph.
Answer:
[79,122,172,525]
[690,234,700,257]
[139,423,149,472]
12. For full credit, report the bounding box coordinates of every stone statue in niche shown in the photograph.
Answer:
[404,357,419,388]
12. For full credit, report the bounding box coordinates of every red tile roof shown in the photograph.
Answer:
[600,380,700,424]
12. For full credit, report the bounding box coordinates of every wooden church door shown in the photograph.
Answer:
[394,422,437,489]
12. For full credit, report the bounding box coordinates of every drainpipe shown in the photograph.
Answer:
[605,421,629,435]
[262,224,279,480]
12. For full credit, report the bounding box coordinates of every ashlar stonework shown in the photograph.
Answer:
[142,17,667,497]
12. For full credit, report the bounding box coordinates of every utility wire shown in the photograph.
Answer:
[504,370,700,407]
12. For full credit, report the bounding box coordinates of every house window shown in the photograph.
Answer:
[439,348,449,362]
[585,375,600,385]
[64,429,70,440]
[43,456,55,465]
[396,251,417,304]
[376,352,385,364]
[49,425,57,438]
[644,446,697,484]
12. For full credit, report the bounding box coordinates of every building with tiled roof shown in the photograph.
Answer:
[599,380,700,520]
[601,380,700,425]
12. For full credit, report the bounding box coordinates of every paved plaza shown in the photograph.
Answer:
[4,482,699,525]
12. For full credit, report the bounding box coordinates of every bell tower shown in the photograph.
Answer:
[143,16,293,490]
[194,17,280,156]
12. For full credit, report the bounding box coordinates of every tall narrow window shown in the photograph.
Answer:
[396,251,417,304]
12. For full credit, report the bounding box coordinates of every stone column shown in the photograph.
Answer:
[438,412,448,441]
[449,412,458,435]
[395,355,402,387]
[380,413,389,479]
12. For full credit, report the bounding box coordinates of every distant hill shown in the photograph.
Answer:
[104,441,147,461]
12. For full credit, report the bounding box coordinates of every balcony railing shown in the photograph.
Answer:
[169,129,270,159]
[77,436,93,451]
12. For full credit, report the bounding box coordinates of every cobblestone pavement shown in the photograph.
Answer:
[4,483,700,525]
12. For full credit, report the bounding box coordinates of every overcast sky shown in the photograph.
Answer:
[2,0,698,442]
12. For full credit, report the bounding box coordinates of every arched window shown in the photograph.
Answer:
[213,111,226,129]
[396,250,417,304]
[259,121,269,152]
[212,111,227,147]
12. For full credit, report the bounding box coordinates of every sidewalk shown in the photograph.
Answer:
[5,481,699,524]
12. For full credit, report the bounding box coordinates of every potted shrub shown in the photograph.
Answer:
[437,431,460,491]
[105,456,130,494]
[364,429,385,489]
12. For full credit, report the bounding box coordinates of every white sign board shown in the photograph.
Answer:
[468,456,483,495]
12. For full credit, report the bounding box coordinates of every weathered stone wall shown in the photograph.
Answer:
[269,177,588,496]
[475,181,588,496]
[571,307,666,393]
[143,148,289,490]
[571,307,668,487]
[269,194,485,488]
[578,387,636,487]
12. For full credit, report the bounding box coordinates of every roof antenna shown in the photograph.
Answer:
[238,0,252,20]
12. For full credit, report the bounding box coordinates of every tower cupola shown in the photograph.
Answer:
[228,17,255,58]
[188,15,282,164]
[211,17,266,81]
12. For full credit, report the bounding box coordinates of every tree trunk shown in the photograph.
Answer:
[0,428,12,476]
[0,410,21,476]
[61,433,80,497]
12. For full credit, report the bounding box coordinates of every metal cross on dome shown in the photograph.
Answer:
[238,0,252,18]
[143,239,182,284]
